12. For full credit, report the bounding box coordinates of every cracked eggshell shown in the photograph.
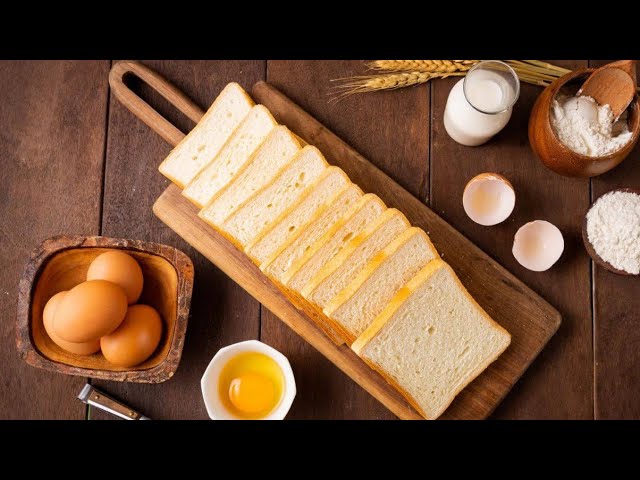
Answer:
[463,173,516,226]
[512,220,564,272]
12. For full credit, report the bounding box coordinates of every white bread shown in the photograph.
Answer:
[352,259,511,420]
[282,194,386,292]
[219,146,328,248]
[182,105,277,207]
[301,208,410,311]
[246,166,351,265]
[159,82,254,188]
[199,126,301,226]
[325,227,439,343]
[262,184,363,282]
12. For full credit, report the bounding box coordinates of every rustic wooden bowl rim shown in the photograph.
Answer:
[15,234,195,383]
[545,68,640,163]
[582,188,640,276]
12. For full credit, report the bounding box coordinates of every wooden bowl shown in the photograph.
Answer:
[529,68,640,178]
[582,188,640,276]
[16,235,194,383]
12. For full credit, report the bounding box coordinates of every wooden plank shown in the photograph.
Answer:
[263,60,430,419]
[0,60,110,419]
[590,60,640,419]
[153,186,421,420]
[124,69,562,419]
[431,60,593,419]
[91,61,265,420]
[251,81,560,420]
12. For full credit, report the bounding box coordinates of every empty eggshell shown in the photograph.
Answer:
[512,220,564,272]
[463,173,516,226]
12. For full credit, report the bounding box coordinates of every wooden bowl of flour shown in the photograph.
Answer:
[582,188,640,276]
[529,69,640,178]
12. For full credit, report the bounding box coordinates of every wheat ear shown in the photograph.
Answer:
[331,71,464,101]
[368,60,478,73]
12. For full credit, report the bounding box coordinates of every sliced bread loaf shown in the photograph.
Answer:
[159,82,254,188]
[262,184,363,282]
[352,259,511,420]
[282,194,386,292]
[301,208,410,311]
[325,227,439,343]
[219,146,328,248]
[199,126,301,226]
[246,166,351,265]
[182,105,277,208]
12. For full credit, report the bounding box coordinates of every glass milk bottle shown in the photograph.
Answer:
[444,60,520,146]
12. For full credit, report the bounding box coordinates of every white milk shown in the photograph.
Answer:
[443,66,518,146]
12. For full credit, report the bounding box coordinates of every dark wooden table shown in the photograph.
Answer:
[1,60,638,420]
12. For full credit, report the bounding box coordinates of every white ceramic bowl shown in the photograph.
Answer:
[200,340,296,420]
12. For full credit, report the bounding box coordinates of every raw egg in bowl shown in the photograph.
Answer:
[200,340,296,420]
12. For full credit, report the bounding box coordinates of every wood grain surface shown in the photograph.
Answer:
[154,185,423,419]
[264,60,431,419]
[139,69,561,419]
[3,60,639,419]
[590,60,640,419]
[91,61,266,419]
[0,61,110,419]
[432,61,593,419]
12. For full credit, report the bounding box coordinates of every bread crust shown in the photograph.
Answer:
[159,82,254,188]
[281,194,386,287]
[259,185,363,274]
[182,104,277,207]
[216,145,328,247]
[300,208,409,301]
[352,259,511,420]
[244,166,349,261]
[323,228,439,341]
[198,126,300,225]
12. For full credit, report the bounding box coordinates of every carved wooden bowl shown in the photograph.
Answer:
[16,235,194,383]
[529,68,640,178]
[582,188,640,276]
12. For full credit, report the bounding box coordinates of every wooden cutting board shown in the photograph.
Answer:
[110,61,561,420]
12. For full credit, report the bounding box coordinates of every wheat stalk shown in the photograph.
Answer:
[331,71,464,101]
[368,60,478,73]
[332,60,574,99]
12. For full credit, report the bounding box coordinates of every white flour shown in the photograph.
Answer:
[551,95,632,157]
[586,191,640,274]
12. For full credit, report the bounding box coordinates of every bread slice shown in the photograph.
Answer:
[246,166,351,265]
[219,146,328,248]
[159,82,254,188]
[301,208,410,311]
[282,194,387,292]
[199,126,301,226]
[262,184,363,282]
[182,105,277,208]
[325,227,439,343]
[352,259,511,420]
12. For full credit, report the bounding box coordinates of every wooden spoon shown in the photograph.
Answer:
[579,60,636,119]
[582,187,640,276]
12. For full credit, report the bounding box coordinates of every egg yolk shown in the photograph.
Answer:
[218,351,284,419]
[228,372,276,414]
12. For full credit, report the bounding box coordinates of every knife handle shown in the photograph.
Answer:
[78,384,150,420]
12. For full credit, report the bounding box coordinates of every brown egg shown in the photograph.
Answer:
[54,280,128,343]
[100,304,163,368]
[87,250,144,304]
[43,291,101,355]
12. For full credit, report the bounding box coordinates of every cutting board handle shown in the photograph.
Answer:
[109,61,205,147]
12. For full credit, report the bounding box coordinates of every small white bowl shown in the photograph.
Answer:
[200,340,296,420]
